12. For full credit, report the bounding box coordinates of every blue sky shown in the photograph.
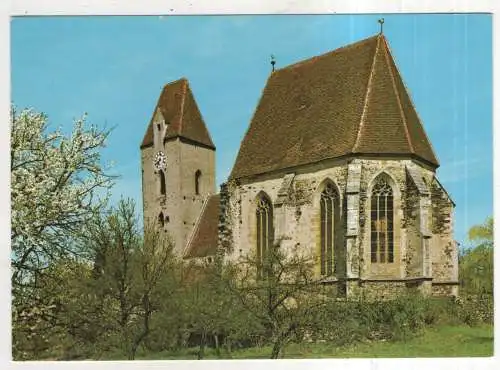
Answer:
[10,14,492,246]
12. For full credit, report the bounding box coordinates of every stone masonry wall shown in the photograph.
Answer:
[404,171,423,278]
[141,136,215,256]
[225,159,349,277]
[221,157,457,298]
[178,142,216,254]
[357,159,406,279]
[430,179,457,285]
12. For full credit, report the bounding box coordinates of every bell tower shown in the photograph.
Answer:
[140,78,216,255]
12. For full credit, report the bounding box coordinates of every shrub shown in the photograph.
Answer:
[455,294,493,326]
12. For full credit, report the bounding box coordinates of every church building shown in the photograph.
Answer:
[140,31,459,298]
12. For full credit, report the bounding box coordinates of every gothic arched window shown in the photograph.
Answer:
[256,194,273,276]
[195,170,202,195]
[320,183,338,276]
[159,170,166,195]
[370,175,394,263]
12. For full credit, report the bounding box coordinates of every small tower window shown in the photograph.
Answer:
[195,170,202,195]
[158,212,165,228]
[159,170,166,195]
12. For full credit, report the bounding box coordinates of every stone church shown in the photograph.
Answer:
[140,32,459,298]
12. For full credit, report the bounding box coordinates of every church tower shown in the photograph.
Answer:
[140,78,216,255]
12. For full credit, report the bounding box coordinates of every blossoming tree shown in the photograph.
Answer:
[11,106,115,287]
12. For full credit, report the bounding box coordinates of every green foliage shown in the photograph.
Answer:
[12,258,106,360]
[228,242,324,359]
[130,324,493,359]
[12,198,180,360]
[460,216,493,295]
[468,216,493,246]
[81,199,178,359]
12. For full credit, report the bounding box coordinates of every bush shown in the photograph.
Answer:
[306,291,492,347]
[455,294,493,326]
[307,293,430,346]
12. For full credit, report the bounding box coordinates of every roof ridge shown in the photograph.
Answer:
[183,194,211,258]
[383,38,439,165]
[276,35,379,73]
[178,79,188,136]
[352,35,382,152]
[163,77,188,88]
[381,36,415,154]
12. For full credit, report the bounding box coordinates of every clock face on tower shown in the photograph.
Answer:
[153,151,167,170]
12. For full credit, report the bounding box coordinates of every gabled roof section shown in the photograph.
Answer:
[230,34,439,180]
[140,78,216,150]
[183,194,220,259]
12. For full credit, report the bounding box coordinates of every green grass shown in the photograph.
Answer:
[134,325,494,360]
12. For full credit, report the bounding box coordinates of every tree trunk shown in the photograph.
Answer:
[197,331,206,360]
[271,337,283,359]
[214,334,221,357]
[128,295,151,360]
[225,337,232,356]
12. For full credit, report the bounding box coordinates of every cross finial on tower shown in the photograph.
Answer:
[270,54,276,72]
[378,18,385,34]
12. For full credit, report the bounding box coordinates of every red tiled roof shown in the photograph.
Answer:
[183,194,220,259]
[141,78,215,150]
[229,34,439,179]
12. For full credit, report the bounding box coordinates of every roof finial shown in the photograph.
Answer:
[270,54,276,73]
[378,18,385,34]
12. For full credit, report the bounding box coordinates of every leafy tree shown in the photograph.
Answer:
[468,216,493,248]
[12,258,112,360]
[459,216,493,295]
[82,199,177,359]
[179,256,260,359]
[229,242,324,359]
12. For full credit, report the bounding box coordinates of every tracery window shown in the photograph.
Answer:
[256,194,274,277]
[320,183,338,276]
[370,175,394,263]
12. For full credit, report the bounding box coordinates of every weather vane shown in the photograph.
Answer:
[271,54,276,72]
[378,18,385,34]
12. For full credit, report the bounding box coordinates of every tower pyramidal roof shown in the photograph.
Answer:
[141,78,215,150]
[230,34,439,179]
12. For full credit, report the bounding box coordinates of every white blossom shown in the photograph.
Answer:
[11,106,116,286]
